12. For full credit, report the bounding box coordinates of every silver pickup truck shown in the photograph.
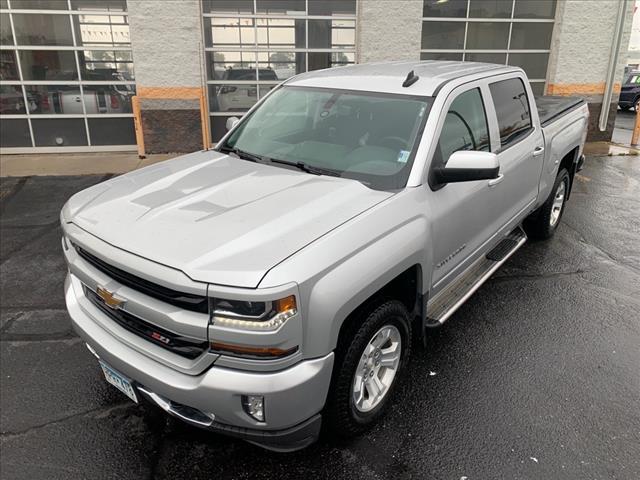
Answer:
[62,61,588,451]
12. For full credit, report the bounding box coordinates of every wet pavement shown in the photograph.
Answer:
[1,155,639,479]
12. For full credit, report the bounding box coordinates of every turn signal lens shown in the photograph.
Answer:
[210,341,298,358]
[274,295,296,313]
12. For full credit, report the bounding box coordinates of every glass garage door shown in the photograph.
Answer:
[0,0,136,152]
[420,0,557,96]
[203,0,357,142]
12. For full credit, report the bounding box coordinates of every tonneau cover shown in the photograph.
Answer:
[536,96,586,127]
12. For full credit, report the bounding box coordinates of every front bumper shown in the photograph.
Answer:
[65,274,334,451]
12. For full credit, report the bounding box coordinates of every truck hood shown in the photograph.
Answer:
[66,150,392,288]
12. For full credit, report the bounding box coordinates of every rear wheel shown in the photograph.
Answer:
[524,168,570,240]
[324,300,411,438]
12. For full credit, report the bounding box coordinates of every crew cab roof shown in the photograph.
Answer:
[286,60,520,97]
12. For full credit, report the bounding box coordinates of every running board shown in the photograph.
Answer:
[426,227,527,326]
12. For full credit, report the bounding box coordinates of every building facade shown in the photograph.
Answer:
[0,0,633,154]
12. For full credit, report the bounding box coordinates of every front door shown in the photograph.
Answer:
[427,84,500,292]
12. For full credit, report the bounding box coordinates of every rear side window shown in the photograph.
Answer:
[436,88,490,164]
[489,78,532,148]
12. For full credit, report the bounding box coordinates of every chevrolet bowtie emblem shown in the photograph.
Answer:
[96,286,125,310]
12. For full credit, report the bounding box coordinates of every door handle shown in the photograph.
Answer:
[488,174,504,187]
[533,146,545,156]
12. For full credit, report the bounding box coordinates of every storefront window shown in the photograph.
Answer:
[0,3,136,150]
[421,0,557,95]
[203,0,357,142]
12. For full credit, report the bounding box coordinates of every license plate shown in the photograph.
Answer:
[99,361,138,403]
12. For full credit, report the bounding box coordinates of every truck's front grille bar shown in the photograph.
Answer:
[75,244,208,314]
[84,286,209,359]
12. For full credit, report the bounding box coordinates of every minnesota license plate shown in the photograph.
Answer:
[99,360,138,403]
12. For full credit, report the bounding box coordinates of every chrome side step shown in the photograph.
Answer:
[426,227,527,326]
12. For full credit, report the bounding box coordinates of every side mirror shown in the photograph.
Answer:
[433,150,500,184]
[225,116,240,131]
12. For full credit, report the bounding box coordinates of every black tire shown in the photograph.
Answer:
[524,168,570,240]
[324,300,412,438]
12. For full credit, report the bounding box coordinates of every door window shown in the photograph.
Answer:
[436,87,490,164]
[489,78,532,148]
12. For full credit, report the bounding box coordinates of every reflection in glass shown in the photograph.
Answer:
[12,14,74,46]
[257,18,305,48]
[423,0,467,17]
[508,53,550,79]
[71,0,127,12]
[79,50,134,80]
[10,0,68,9]
[82,84,134,113]
[88,117,136,145]
[420,52,463,61]
[25,84,83,114]
[308,52,353,71]
[257,51,305,80]
[256,0,305,15]
[0,51,20,81]
[308,0,356,16]
[510,23,554,50]
[203,0,254,14]
[308,19,355,49]
[514,0,557,19]
[73,15,130,46]
[31,118,88,146]
[209,84,259,112]
[421,22,465,49]
[0,85,29,114]
[211,115,233,142]
[466,22,509,49]
[469,0,512,18]
[206,17,256,47]
[1,14,13,45]
[207,51,257,80]
[529,82,545,97]
[465,52,507,64]
[19,50,78,80]
[0,119,32,148]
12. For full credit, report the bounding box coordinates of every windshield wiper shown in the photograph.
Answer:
[269,158,341,177]
[218,145,264,163]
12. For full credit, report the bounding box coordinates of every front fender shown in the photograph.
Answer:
[260,187,431,359]
[306,217,429,357]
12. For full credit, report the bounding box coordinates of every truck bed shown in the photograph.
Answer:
[536,96,586,127]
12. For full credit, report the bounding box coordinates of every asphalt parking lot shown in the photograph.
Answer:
[1,154,639,479]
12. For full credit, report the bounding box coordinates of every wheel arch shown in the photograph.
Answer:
[559,146,579,199]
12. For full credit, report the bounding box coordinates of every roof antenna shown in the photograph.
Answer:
[402,70,419,88]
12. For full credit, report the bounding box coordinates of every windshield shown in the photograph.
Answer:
[221,86,432,190]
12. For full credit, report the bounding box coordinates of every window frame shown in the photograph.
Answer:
[426,80,492,190]
[486,75,534,152]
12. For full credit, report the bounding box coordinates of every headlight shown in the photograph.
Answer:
[210,295,297,331]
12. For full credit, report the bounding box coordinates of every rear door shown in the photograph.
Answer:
[485,76,544,229]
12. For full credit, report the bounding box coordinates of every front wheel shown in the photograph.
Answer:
[524,168,570,240]
[324,300,411,438]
